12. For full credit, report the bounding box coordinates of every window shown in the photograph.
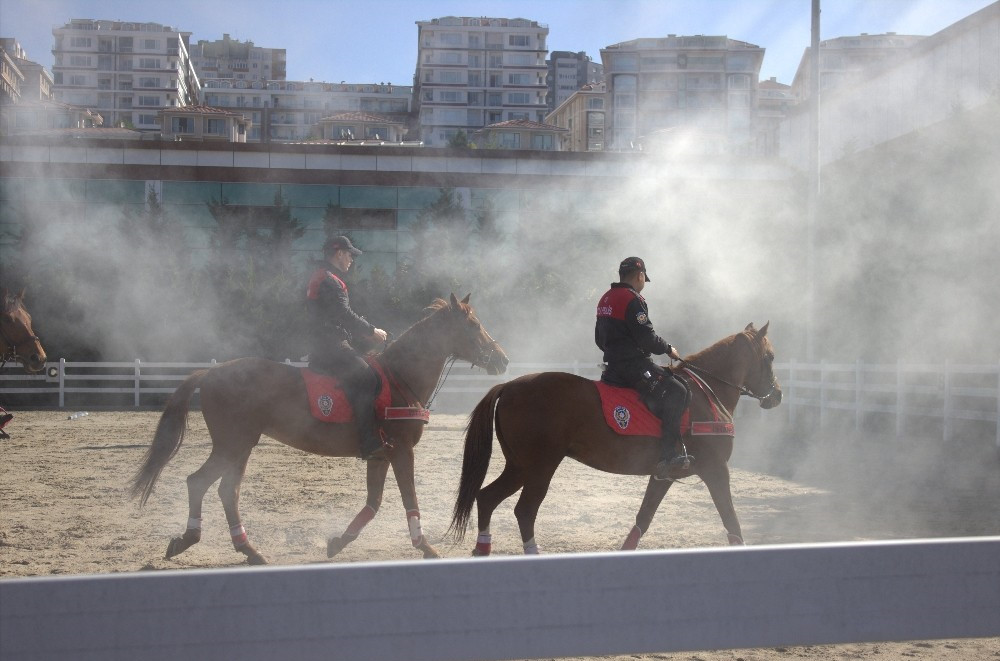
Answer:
[587,97,604,109]
[171,117,194,133]
[487,92,502,106]
[138,114,157,125]
[508,92,529,104]
[71,37,92,47]
[508,53,534,66]
[440,33,463,46]
[442,52,462,65]
[440,70,462,84]
[497,132,520,148]
[138,77,160,88]
[532,134,554,150]
[139,58,160,69]
[440,91,461,102]
[69,55,92,67]
[468,73,482,86]
[508,35,529,47]
[142,39,158,50]
[507,73,531,85]
[365,126,387,139]
[69,75,86,86]
[489,55,503,68]
[205,119,225,134]
[509,112,528,120]
[138,95,159,106]
[613,54,638,71]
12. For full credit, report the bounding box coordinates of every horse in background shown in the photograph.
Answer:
[131,294,508,565]
[450,322,781,555]
[0,288,47,373]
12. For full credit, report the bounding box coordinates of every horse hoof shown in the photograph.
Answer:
[472,546,491,557]
[246,552,268,566]
[165,529,200,559]
[419,543,440,559]
[326,534,356,558]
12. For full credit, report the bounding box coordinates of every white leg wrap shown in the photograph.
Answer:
[476,531,492,545]
[523,537,539,555]
[407,510,423,544]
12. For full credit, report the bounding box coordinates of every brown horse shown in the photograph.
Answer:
[450,322,781,555]
[130,294,508,565]
[0,288,47,373]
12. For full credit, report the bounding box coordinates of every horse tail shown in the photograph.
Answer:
[449,382,505,540]
[129,369,208,507]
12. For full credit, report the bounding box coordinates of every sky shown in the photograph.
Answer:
[1,0,995,86]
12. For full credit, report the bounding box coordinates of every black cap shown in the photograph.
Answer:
[619,256,650,281]
[323,235,362,257]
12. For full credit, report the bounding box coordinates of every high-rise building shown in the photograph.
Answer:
[600,35,765,153]
[413,16,549,147]
[189,34,286,83]
[50,18,200,130]
[545,82,606,152]
[546,50,602,112]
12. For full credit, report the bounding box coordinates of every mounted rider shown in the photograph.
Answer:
[305,235,389,460]
[595,257,692,480]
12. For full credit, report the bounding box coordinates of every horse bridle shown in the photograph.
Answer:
[678,333,779,403]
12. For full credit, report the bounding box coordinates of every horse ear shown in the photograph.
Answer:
[449,293,460,309]
[744,322,756,333]
[461,293,471,305]
[758,321,770,337]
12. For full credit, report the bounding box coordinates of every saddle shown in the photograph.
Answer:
[594,368,734,438]
[300,357,429,424]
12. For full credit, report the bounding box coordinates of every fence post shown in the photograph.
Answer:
[896,359,904,437]
[943,359,953,443]
[855,358,863,432]
[134,359,141,408]
[996,360,1000,450]
[59,358,66,408]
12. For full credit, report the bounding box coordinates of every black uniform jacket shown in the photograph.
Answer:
[595,283,671,376]
[305,264,374,349]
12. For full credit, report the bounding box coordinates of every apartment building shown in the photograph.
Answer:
[546,50,603,112]
[200,79,411,142]
[757,76,793,157]
[600,35,765,153]
[791,32,925,102]
[413,16,549,146]
[50,18,200,131]
[0,44,24,105]
[544,82,606,152]
[189,34,287,83]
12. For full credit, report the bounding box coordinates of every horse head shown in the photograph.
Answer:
[1,288,47,373]
[439,293,509,375]
[740,321,782,409]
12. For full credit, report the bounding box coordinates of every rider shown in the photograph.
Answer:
[595,257,692,480]
[305,235,389,460]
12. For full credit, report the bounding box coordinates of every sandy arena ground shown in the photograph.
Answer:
[0,409,997,660]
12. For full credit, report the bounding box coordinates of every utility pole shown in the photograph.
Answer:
[806,0,821,360]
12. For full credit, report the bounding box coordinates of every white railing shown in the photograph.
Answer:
[2,359,998,446]
[1,538,998,660]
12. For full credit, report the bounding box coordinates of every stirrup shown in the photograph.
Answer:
[652,444,693,481]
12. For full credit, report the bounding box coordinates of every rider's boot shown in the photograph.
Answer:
[653,440,692,481]
[349,370,386,460]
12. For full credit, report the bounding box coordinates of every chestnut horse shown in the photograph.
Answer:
[450,322,781,555]
[131,294,508,565]
[0,288,47,373]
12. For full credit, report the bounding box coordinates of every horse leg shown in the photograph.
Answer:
[512,461,561,555]
[470,464,524,556]
[165,450,228,560]
[217,447,268,565]
[327,457,391,558]
[388,436,439,559]
[701,462,745,546]
[621,476,673,551]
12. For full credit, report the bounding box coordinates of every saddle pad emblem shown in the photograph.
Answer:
[317,394,334,417]
[613,405,631,430]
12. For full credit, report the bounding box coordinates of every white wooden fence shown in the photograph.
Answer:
[1,537,998,661]
[1,359,998,446]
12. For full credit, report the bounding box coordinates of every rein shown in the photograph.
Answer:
[677,358,777,403]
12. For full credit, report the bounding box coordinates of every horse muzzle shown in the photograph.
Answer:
[759,386,782,409]
[480,344,509,376]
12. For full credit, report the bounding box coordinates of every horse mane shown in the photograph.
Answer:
[682,330,753,371]
[379,297,464,357]
[1,291,23,316]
